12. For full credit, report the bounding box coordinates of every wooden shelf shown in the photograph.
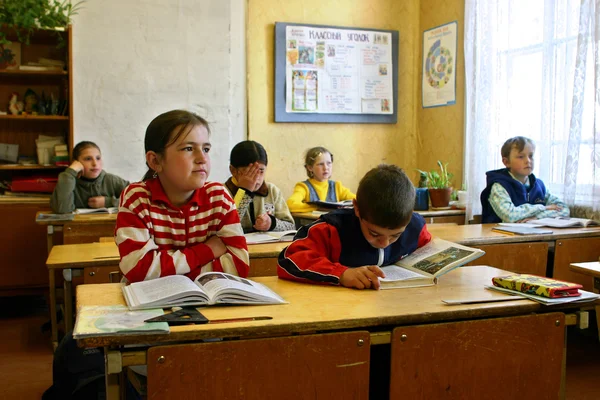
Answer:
[0,114,68,120]
[0,164,66,170]
[0,69,67,76]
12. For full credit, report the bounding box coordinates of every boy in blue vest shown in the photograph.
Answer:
[480,136,569,223]
[277,164,432,290]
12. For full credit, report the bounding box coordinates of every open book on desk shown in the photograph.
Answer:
[529,217,599,228]
[75,207,119,214]
[122,272,286,310]
[378,238,485,289]
[307,200,353,209]
[244,230,296,244]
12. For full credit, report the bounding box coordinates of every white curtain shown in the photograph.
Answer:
[464,0,599,220]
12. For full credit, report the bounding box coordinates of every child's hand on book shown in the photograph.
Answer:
[340,266,385,290]
[205,235,227,259]
[253,213,271,231]
[545,204,561,211]
[88,196,105,208]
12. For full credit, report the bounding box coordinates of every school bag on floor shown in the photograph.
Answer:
[42,331,106,400]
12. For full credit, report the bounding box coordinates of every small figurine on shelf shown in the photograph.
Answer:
[50,92,59,115]
[38,91,47,116]
[8,92,24,115]
[23,88,38,114]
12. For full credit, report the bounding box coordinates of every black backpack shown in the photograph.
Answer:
[42,331,106,400]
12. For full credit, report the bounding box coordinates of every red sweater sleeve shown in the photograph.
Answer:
[277,222,348,285]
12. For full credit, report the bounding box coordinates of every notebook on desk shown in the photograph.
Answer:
[492,225,553,236]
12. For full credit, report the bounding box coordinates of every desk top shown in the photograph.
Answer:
[76,266,541,347]
[46,241,288,268]
[570,262,600,278]
[35,211,117,226]
[47,224,600,268]
[293,208,466,221]
[427,223,600,245]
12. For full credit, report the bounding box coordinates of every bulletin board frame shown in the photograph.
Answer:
[274,22,399,124]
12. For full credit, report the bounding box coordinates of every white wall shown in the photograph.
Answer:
[71,0,246,183]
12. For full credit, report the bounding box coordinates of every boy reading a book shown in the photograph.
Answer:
[278,164,432,290]
[481,136,570,223]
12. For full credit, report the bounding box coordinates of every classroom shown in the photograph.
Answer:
[1,0,599,399]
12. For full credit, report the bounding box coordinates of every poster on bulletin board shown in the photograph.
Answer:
[274,22,398,123]
[422,21,457,108]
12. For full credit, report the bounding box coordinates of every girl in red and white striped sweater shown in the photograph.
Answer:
[115,110,249,283]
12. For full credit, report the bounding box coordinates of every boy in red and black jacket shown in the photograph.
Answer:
[278,164,431,290]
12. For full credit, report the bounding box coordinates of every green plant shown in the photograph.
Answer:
[417,161,453,189]
[0,0,85,45]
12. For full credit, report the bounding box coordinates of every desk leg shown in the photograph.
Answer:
[46,225,54,254]
[63,269,73,333]
[105,349,123,400]
[49,269,58,350]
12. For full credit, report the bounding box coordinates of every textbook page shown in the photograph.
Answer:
[195,272,286,305]
[122,275,209,310]
[396,238,485,278]
[530,217,599,228]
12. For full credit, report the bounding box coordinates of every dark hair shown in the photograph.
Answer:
[356,164,415,229]
[230,140,268,168]
[304,146,333,178]
[72,141,100,160]
[501,136,535,159]
[142,110,210,181]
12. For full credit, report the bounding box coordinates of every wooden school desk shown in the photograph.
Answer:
[292,208,466,227]
[570,261,600,338]
[46,241,288,349]
[76,266,581,400]
[35,211,117,252]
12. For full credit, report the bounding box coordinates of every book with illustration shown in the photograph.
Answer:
[244,230,297,244]
[378,238,485,289]
[73,305,170,338]
[122,272,286,310]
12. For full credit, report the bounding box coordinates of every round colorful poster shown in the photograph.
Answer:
[425,39,454,89]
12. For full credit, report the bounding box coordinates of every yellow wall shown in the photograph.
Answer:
[418,0,465,191]
[247,0,465,196]
[247,0,421,196]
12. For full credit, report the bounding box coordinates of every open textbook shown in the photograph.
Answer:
[307,200,353,209]
[529,217,599,228]
[73,305,169,338]
[75,207,119,214]
[122,272,286,310]
[378,238,485,289]
[244,230,297,244]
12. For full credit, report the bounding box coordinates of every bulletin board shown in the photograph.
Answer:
[274,22,399,124]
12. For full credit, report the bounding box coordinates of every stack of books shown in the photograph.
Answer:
[54,144,69,166]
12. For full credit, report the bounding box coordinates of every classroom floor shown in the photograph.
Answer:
[1,295,599,400]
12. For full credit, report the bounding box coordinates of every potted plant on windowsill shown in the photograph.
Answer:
[418,161,453,209]
[0,0,84,46]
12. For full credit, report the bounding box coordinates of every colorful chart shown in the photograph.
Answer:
[425,39,454,89]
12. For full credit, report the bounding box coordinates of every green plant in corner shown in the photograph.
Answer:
[417,161,453,189]
[0,0,85,45]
